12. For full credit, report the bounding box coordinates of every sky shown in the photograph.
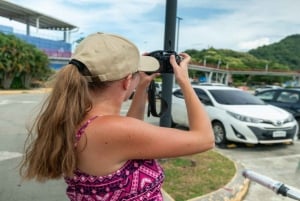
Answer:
[0,0,300,53]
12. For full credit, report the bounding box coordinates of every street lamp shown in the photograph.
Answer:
[176,16,183,52]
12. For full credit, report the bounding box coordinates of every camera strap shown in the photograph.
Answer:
[147,80,168,117]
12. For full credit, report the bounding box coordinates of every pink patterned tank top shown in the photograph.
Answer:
[64,116,165,201]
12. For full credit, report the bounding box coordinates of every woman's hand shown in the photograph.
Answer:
[136,72,160,91]
[170,53,191,86]
[137,52,161,90]
[127,61,159,120]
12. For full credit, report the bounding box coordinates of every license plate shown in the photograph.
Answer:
[273,131,286,137]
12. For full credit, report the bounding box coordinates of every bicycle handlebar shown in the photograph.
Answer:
[242,170,300,200]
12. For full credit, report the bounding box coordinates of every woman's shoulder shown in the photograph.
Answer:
[84,115,148,139]
[93,115,146,128]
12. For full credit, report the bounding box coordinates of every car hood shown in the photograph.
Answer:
[221,105,291,120]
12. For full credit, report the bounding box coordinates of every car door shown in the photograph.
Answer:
[257,89,300,118]
[193,88,217,121]
[273,90,300,118]
[172,89,189,126]
[194,88,213,106]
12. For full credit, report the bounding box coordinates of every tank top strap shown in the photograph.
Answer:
[75,116,99,147]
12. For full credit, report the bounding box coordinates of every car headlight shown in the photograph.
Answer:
[285,114,295,123]
[227,111,264,123]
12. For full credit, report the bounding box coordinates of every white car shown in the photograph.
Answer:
[171,85,298,146]
[155,82,162,97]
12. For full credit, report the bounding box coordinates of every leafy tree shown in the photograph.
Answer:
[0,33,51,89]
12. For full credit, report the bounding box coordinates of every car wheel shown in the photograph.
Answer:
[212,121,227,146]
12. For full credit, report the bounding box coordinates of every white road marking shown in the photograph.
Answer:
[0,100,10,105]
[0,100,37,105]
[0,151,22,161]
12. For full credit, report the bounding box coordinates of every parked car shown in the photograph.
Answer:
[155,82,162,97]
[255,88,300,136]
[171,85,298,146]
[198,82,226,86]
[254,85,283,95]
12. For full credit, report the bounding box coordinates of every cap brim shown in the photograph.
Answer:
[138,56,160,72]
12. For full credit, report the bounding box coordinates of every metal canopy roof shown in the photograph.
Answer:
[0,0,77,30]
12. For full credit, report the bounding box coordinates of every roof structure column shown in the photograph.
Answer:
[26,16,30,35]
[35,17,39,33]
[63,28,69,42]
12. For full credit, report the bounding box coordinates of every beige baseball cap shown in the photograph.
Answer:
[71,32,159,82]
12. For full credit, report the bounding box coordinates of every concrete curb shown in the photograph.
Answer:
[162,188,175,201]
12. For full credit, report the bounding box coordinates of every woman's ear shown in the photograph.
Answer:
[123,74,132,90]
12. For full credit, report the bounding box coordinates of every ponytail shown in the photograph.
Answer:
[20,64,93,181]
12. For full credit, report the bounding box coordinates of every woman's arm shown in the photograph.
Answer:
[108,53,214,160]
[126,72,159,120]
[171,53,212,133]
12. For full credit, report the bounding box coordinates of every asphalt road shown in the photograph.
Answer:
[0,93,300,201]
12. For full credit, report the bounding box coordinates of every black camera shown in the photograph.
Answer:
[147,50,181,74]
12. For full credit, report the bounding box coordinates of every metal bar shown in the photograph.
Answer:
[160,0,177,127]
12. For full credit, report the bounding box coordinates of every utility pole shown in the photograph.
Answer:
[160,0,177,127]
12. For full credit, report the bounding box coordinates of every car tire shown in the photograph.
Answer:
[212,121,227,147]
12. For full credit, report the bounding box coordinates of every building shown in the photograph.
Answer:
[0,0,77,70]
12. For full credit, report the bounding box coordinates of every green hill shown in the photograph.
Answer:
[185,34,300,71]
[248,34,300,70]
[184,34,300,85]
[185,47,289,71]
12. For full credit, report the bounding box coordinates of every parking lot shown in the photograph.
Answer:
[0,93,299,200]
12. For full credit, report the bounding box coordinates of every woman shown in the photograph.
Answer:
[20,32,214,200]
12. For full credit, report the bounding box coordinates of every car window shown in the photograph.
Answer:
[173,89,184,99]
[173,88,213,105]
[255,91,276,100]
[193,88,212,105]
[276,91,299,103]
[209,89,265,105]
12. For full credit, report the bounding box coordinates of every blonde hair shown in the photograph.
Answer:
[19,64,102,182]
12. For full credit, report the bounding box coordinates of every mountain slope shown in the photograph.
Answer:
[248,34,300,70]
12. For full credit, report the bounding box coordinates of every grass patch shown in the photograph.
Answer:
[160,149,235,201]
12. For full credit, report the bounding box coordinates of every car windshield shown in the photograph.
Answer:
[209,89,266,105]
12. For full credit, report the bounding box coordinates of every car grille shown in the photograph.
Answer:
[248,125,296,140]
[262,119,291,126]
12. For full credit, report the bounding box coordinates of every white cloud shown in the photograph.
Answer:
[1,0,299,52]
[238,37,271,50]
[178,0,300,51]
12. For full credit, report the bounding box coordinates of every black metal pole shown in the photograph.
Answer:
[160,0,177,127]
